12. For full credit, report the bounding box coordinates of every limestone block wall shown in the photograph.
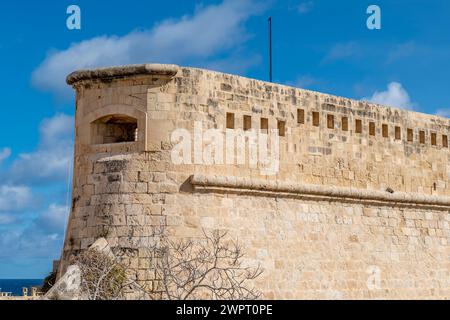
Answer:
[59,64,450,299]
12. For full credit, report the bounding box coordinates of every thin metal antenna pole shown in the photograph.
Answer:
[268,17,272,82]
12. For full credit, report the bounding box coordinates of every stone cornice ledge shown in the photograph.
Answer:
[67,63,180,85]
[190,175,450,210]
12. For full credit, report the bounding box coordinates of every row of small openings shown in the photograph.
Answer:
[298,109,449,148]
[226,111,449,148]
[226,113,286,136]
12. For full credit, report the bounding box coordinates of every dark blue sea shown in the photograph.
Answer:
[0,279,43,296]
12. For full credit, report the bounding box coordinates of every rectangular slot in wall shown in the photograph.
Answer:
[395,126,401,140]
[443,135,448,148]
[277,120,286,137]
[355,119,362,134]
[419,130,425,144]
[91,115,138,145]
[261,118,269,133]
[382,124,389,138]
[226,113,235,129]
[312,112,320,127]
[431,132,437,146]
[243,115,252,131]
[407,129,413,142]
[297,109,305,124]
[369,122,375,136]
[327,114,334,129]
[342,117,349,131]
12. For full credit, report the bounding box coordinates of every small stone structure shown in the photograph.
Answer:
[58,63,450,299]
[0,292,12,298]
[0,287,42,301]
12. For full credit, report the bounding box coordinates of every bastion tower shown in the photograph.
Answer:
[61,64,450,299]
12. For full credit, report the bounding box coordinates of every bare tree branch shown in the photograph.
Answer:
[144,227,263,300]
[73,226,263,300]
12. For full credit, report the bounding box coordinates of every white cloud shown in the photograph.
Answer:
[436,108,450,118]
[362,82,416,110]
[0,214,14,225]
[293,75,319,89]
[32,0,264,98]
[39,113,74,147]
[0,113,73,264]
[297,1,314,14]
[205,52,262,75]
[0,185,33,212]
[8,114,73,185]
[0,148,11,163]
[323,42,361,63]
[387,41,417,64]
[35,204,69,234]
[0,203,68,259]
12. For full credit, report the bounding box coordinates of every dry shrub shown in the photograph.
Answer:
[75,249,126,300]
[147,229,263,300]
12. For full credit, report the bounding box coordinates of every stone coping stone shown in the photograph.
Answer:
[67,63,180,85]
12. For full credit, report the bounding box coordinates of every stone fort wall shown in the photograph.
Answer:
[60,64,450,299]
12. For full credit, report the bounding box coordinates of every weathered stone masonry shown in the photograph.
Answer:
[60,63,450,299]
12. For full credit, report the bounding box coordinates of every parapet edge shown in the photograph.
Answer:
[66,63,180,85]
[66,63,449,123]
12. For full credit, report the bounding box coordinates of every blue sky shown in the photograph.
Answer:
[0,0,449,279]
